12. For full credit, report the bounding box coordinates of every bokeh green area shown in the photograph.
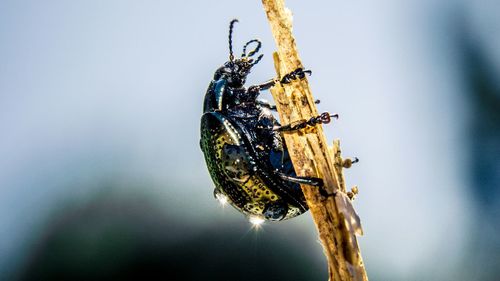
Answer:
[1,1,499,280]
[19,188,325,281]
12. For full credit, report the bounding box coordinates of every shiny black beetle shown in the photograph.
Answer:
[200,19,336,222]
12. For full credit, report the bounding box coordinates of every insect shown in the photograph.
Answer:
[200,19,337,222]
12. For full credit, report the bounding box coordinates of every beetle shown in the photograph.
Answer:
[200,19,337,222]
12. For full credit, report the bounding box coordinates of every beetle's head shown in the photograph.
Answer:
[216,19,264,87]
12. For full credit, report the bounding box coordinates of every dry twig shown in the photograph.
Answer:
[261,0,368,280]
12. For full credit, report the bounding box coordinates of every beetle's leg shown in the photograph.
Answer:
[250,67,314,90]
[278,173,323,186]
[250,67,312,93]
[248,79,277,93]
[258,99,320,111]
[277,172,333,197]
[248,79,278,102]
[274,112,338,132]
[280,68,312,84]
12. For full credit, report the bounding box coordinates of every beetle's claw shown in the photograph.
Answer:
[317,112,338,124]
[319,112,332,124]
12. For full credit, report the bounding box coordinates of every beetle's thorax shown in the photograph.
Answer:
[227,86,258,105]
[227,101,260,120]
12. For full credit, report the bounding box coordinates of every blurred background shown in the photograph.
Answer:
[1,0,499,280]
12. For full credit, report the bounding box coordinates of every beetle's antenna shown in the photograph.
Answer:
[252,54,264,66]
[228,19,238,62]
[242,39,262,58]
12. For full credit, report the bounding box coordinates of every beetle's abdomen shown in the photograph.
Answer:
[200,112,306,220]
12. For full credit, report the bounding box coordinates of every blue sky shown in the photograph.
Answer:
[1,1,498,280]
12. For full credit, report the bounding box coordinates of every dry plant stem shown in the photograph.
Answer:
[261,0,368,280]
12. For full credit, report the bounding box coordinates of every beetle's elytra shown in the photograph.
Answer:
[200,19,336,222]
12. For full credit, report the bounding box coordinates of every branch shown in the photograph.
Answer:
[261,1,368,280]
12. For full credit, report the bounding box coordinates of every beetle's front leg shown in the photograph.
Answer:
[249,67,314,92]
[248,79,277,93]
[274,112,338,132]
[252,67,312,90]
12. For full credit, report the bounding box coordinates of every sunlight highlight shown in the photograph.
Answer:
[215,193,229,207]
[249,215,265,229]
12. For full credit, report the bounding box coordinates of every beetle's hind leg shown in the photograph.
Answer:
[278,173,323,186]
[274,112,338,132]
[277,172,333,198]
